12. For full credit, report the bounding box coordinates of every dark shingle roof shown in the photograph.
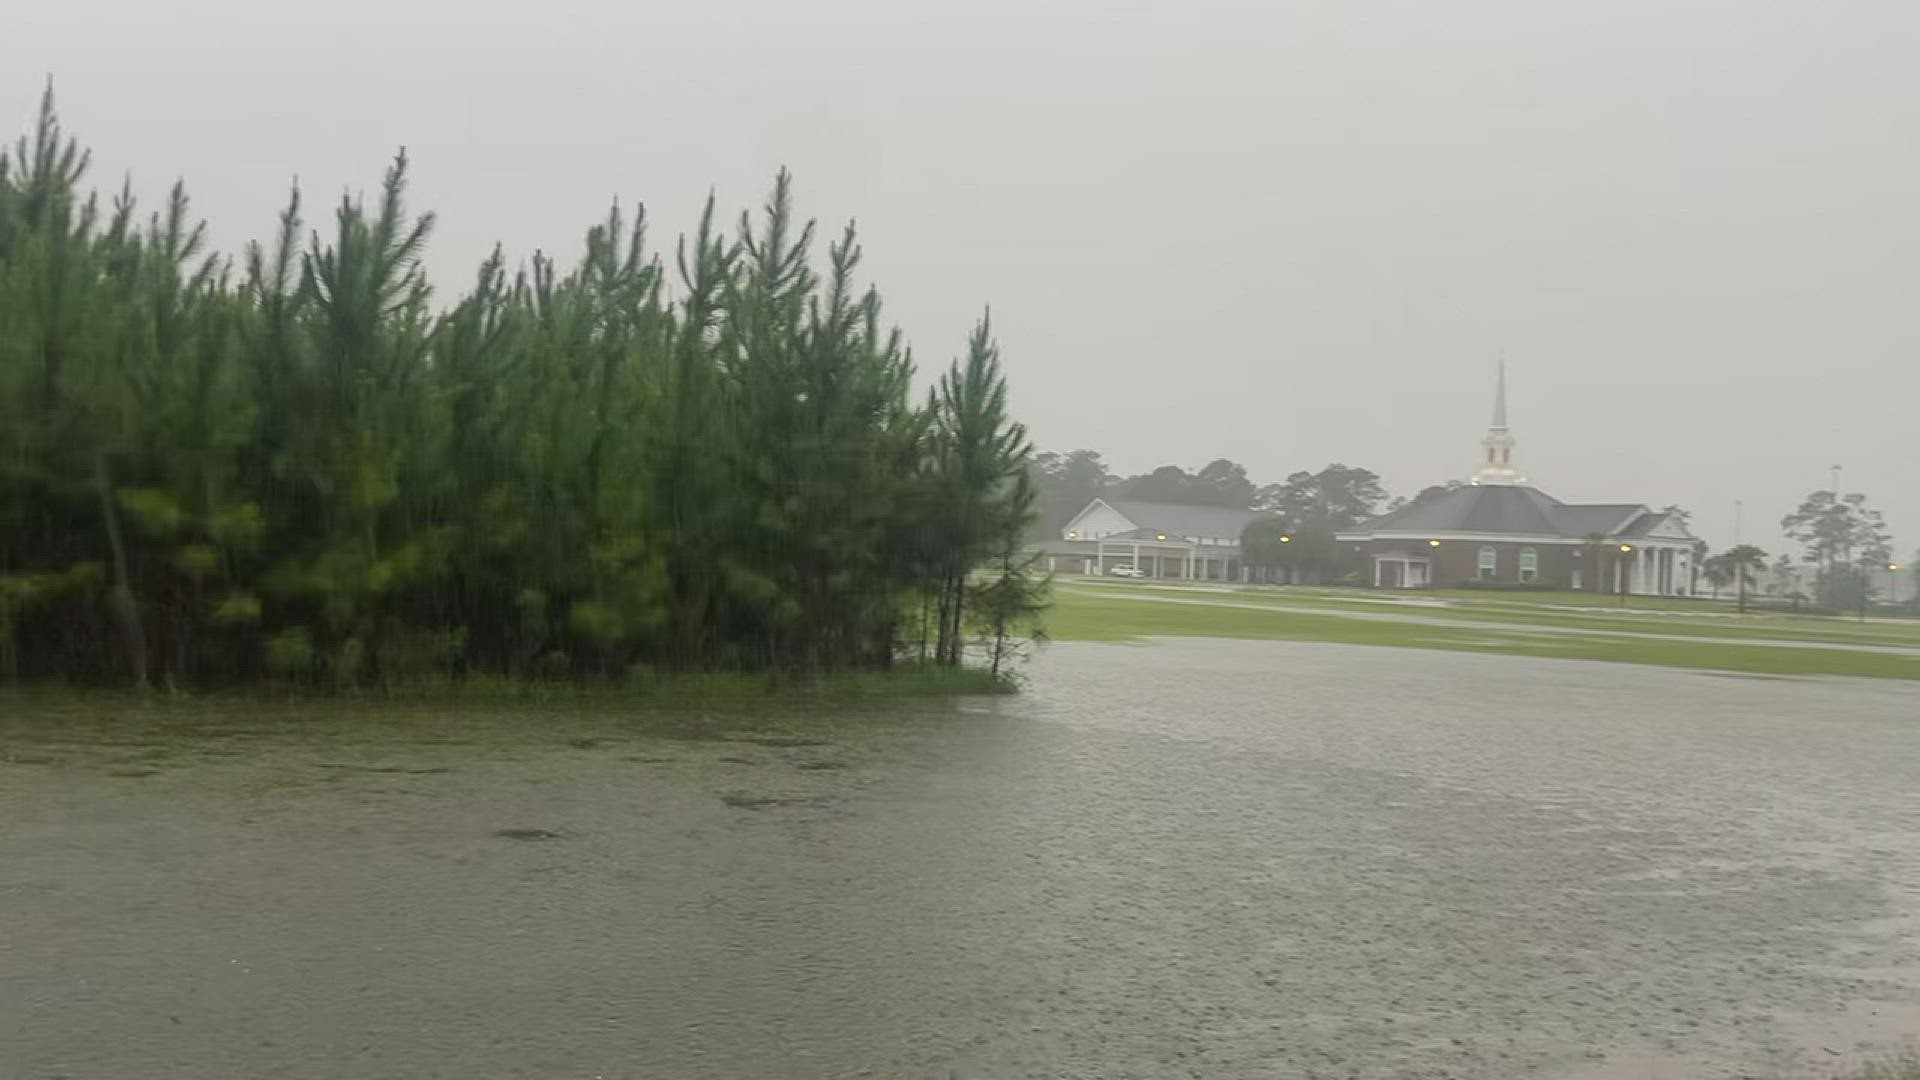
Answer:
[1552,504,1646,537]
[1029,539,1099,556]
[1344,486,1667,540]
[1353,485,1567,536]
[1101,499,1261,541]
[1614,511,1675,539]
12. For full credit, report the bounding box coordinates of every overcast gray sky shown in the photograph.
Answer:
[11,0,1918,552]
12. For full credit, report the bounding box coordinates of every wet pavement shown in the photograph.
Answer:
[3,640,1918,1078]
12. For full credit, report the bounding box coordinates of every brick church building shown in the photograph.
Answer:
[1337,366,1697,595]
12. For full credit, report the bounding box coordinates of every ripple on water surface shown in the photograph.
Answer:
[2,641,1917,1079]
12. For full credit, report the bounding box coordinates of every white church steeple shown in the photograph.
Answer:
[1472,359,1528,485]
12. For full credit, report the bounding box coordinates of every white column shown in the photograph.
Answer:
[1372,557,1382,587]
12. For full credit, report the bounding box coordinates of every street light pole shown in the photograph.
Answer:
[1618,544,1634,608]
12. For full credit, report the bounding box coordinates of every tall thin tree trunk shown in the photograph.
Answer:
[934,570,954,666]
[937,567,965,667]
[96,452,148,689]
[917,591,932,665]
[949,569,968,666]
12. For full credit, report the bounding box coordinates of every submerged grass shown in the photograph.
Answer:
[0,663,1017,715]
[380,664,1017,704]
[0,663,1013,772]
[1045,588,1920,681]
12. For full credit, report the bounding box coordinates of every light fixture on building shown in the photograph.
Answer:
[1280,534,1292,543]
[1066,530,1077,539]
[1620,544,1634,553]
[1428,539,1441,548]
[1156,533,1166,541]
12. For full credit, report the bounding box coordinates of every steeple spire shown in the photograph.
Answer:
[1473,359,1528,485]
[1491,356,1508,429]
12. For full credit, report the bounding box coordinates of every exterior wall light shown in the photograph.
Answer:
[1428,539,1441,548]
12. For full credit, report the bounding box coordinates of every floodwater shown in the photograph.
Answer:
[4,641,1919,1079]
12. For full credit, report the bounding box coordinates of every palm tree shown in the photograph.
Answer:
[1768,553,1796,597]
[1721,544,1768,614]
[1701,555,1733,601]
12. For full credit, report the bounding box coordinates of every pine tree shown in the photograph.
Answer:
[0,92,1042,686]
[929,312,1033,666]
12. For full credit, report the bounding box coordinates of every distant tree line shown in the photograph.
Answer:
[1675,486,1907,615]
[1777,489,1900,611]
[1034,455,1912,609]
[1029,452,1394,583]
[0,90,1040,687]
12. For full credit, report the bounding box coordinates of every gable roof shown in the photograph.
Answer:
[1105,526,1201,545]
[1065,497,1261,541]
[1101,499,1262,540]
[1616,510,1694,540]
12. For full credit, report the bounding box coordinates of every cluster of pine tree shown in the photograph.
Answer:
[0,91,1042,687]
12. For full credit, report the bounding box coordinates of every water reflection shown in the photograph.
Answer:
[3,640,1918,1078]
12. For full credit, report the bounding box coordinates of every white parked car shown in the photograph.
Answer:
[1108,565,1146,579]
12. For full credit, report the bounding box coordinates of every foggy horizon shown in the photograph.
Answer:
[13,0,1916,553]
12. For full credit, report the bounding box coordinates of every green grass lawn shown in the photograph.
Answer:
[1044,586,1920,681]
[1063,580,1920,649]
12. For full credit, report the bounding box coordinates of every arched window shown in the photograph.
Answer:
[1519,547,1538,583]
[1477,545,1498,580]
